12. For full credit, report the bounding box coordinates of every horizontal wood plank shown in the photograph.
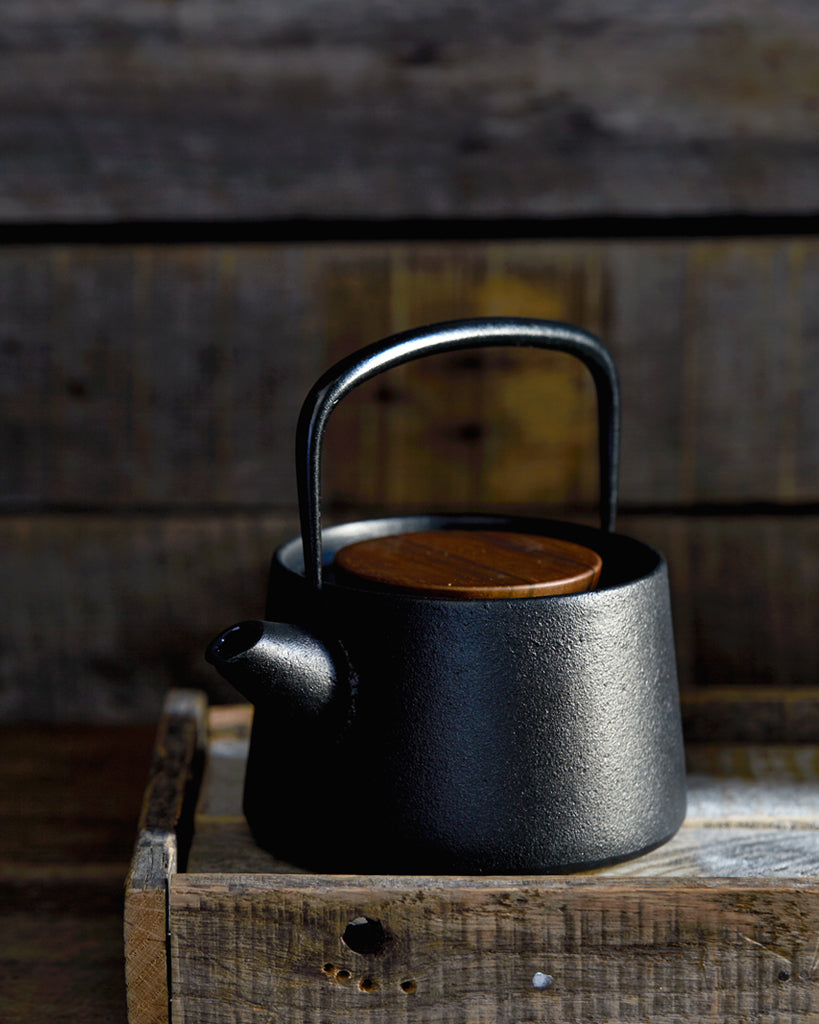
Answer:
[189,820,819,880]
[0,881,132,1024]
[1,513,816,726]
[0,722,156,1024]
[2,239,817,510]
[2,2,819,219]
[0,513,296,720]
[0,723,154,873]
[169,874,819,1023]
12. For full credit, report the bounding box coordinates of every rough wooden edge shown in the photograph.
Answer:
[172,871,819,895]
[168,875,819,1024]
[124,689,208,1024]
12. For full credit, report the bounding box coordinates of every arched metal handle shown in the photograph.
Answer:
[296,317,621,589]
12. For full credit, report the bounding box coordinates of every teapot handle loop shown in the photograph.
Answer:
[296,318,620,589]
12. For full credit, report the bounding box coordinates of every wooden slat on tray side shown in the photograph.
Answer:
[169,875,819,1024]
[124,690,207,1024]
[124,837,176,1024]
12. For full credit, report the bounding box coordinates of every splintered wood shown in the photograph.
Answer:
[126,694,819,1024]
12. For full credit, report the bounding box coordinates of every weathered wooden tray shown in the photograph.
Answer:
[125,689,819,1024]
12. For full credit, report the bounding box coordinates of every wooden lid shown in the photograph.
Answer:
[333,529,602,598]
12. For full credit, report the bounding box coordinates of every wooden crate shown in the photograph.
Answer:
[125,689,819,1024]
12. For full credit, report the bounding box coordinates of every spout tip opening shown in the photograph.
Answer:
[206,620,265,664]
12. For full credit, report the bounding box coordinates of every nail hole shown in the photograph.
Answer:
[778,970,791,982]
[533,972,554,990]
[800,971,809,980]
[400,979,417,994]
[336,969,351,981]
[322,963,335,974]
[359,977,378,992]
[342,916,389,956]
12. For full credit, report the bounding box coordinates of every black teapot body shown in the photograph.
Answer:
[207,319,687,874]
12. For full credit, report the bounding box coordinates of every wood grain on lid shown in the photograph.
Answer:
[333,529,602,598]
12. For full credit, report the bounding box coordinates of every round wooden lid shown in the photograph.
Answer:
[333,529,602,598]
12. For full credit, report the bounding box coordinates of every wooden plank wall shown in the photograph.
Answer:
[2,2,819,219]
[1,2,817,729]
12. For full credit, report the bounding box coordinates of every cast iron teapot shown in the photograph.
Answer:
[206,318,686,874]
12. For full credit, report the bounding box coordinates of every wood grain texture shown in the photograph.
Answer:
[0,513,296,720]
[0,722,155,1024]
[124,839,175,1024]
[0,723,154,870]
[169,875,819,1024]
[1,878,134,1024]
[1,239,816,723]
[334,530,602,597]
[1,513,816,728]
[126,696,819,1024]
[321,240,819,510]
[2,2,819,219]
[124,689,207,1024]
[0,245,318,510]
[2,239,817,511]
[680,688,819,745]
[625,515,819,695]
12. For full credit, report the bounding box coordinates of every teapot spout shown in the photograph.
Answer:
[206,620,341,719]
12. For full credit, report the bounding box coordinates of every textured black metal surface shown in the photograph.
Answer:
[205,319,687,874]
[209,513,687,873]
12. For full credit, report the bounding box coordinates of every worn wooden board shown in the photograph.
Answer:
[169,875,819,1024]
[0,245,319,509]
[0,720,155,1024]
[2,239,817,510]
[0,513,289,720]
[1,513,816,728]
[124,695,819,1024]
[124,689,208,1024]
[2,239,816,723]
[1,878,133,1024]
[2,513,816,728]
[2,2,819,219]
[624,515,819,696]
